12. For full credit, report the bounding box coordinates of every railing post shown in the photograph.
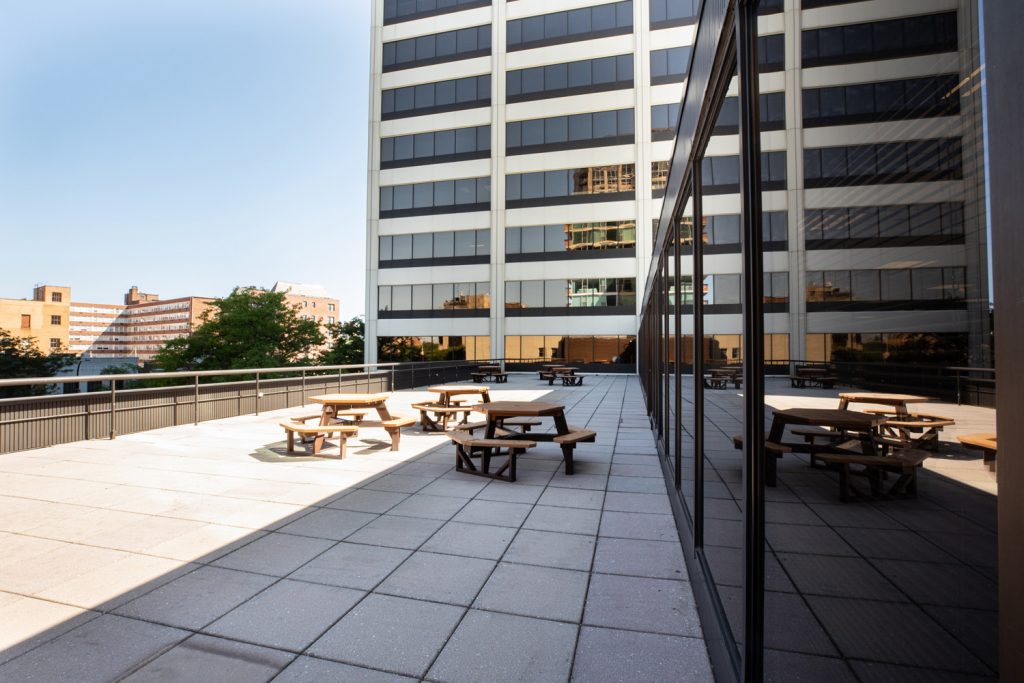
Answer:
[109,381,117,440]
[301,370,307,405]
[338,368,343,392]
[194,375,200,426]
[255,372,261,416]
[85,397,91,440]
[956,369,962,405]
[391,365,395,391]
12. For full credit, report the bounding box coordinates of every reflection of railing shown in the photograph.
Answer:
[0,358,638,454]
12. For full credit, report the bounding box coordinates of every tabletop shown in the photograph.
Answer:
[472,401,565,418]
[838,392,931,405]
[428,385,490,394]
[309,393,391,405]
[772,407,887,430]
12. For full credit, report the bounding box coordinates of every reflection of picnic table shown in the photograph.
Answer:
[959,433,997,471]
[789,366,836,388]
[309,393,415,451]
[838,392,953,449]
[707,367,742,388]
[471,365,507,383]
[412,385,491,432]
[752,408,928,501]
[538,366,584,386]
[447,401,595,479]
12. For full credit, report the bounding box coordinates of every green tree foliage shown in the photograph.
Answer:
[153,287,325,372]
[0,330,74,397]
[320,316,365,366]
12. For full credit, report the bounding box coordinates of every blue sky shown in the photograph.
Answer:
[0,0,370,318]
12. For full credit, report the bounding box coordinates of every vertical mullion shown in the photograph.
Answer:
[692,168,705,548]
[674,217,683,490]
[737,1,766,681]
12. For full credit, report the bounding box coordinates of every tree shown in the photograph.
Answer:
[0,330,75,397]
[320,316,365,366]
[153,287,325,371]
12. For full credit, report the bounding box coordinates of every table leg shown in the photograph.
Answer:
[765,418,786,487]
[838,398,849,410]
[484,417,497,440]
[320,406,334,426]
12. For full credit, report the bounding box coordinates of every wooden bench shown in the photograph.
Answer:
[864,410,955,449]
[732,435,794,486]
[448,430,535,482]
[553,426,597,475]
[280,422,359,457]
[471,371,508,383]
[958,433,997,471]
[560,374,585,386]
[814,449,929,502]
[789,366,836,389]
[380,416,417,451]
[703,375,728,389]
[291,409,369,424]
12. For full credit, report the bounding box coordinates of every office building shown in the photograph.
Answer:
[365,0,988,369]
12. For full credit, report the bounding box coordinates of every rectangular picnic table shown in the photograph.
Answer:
[467,400,595,475]
[837,392,930,418]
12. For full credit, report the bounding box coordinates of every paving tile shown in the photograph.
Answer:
[34,554,194,611]
[766,523,856,557]
[0,614,188,683]
[603,491,672,514]
[363,474,434,494]
[764,650,858,683]
[275,508,378,541]
[872,559,997,610]
[376,551,495,606]
[599,511,679,542]
[327,489,409,513]
[428,609,577,683]
[418,477,489,498]
[473,563,589,622]
[571,626,711,682]
[451,500,533,528]
[213,532,335,576]
[115,566,276,630]
[523,505,601,535]
[808,595,990,673]
[606,475,667,494]
[503,529,595,571]
[344,514,445,550]
[850,660,997,683]
[536,487,604,510]
[546,473,608,491]
[776,554,904,601]
[123,634,294,682]
[273,656,414,682]
[205,579,364,651]
[309,594,463,678]
[289,542,411,590]
[474,482,545,504]
[0,594,100,665]
[420,521,515,560]
[584,573,700,637]
[763,591,839,656]
[387,494,468,521]
[592,537,686,580]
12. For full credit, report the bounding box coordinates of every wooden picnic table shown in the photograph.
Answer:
[959,433,997,471]
[414,385,492,432]
[470,400,595,474]
[837,392,930,418]
[309,393,414,450]
[765,407,889,486]
[477,364,501,372]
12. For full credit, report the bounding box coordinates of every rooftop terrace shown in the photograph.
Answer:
[0,373,996,681]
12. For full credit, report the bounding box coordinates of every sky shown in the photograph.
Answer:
[0,0,371,319]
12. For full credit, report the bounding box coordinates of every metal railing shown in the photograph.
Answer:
[0,357,638,454]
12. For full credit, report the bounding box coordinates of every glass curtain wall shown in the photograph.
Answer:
[640,1,996,682]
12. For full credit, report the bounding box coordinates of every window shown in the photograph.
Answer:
[650,46,691,84]
[381,125,489,168]
[506,165,635,207]
[651,103,681,140]
[712,92,786,133]
[804,139,961,187]
[650,0,698,28]
[508,1,632,51]
[506,54,633,103]
[383,0,489,25]
[51,292,63,302]
[758,34,785,72]
[378,282,490,315]
[803,75,960,127]
[50,338,60,350]
[21,314,30,328]
[507,221,636,259]
[380,177,490,217]
[507,109,633,154]
[804,203,964,245]
[701,152,786,194]
[379,229,489,265]
[802,12,957,68]
[50,315,61,325]
[383,25,491,71]
[382,74,490,120]
[806,268,967,306]
[328,304,335,312]
[804,332,967,364]
[505,279,636,311]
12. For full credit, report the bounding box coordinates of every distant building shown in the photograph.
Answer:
[0,285,72,354]
[270,281,341,343]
